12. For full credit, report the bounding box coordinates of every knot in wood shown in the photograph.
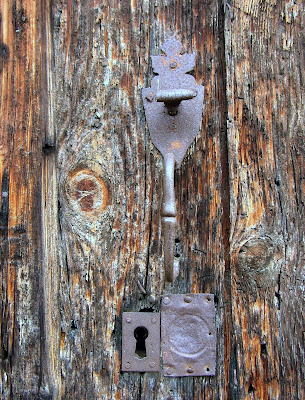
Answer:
[238,238,274,273]
[67,168,109,214]
[235,236,283,291]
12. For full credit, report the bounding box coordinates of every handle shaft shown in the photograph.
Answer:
[162,153,176,217]
[162,153,177,282]
[162,217,176,282]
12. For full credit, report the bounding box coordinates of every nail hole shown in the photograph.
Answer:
[71,320,77,330]
[248,383,255,393]
[261,343,267,356]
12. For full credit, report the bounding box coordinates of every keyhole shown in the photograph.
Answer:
[134,326,148,359]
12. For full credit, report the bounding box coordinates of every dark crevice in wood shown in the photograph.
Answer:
[218,2,231,273]
[38,283,47,396]
[0,169,10,384]
[229,342,240,399]
[218,1,233,399]
[42,143,56,155]
[0,42,9,62]
[260,342,267,357]
[0,168,9,239]
[139,307,154,313]
[144,198,153,291]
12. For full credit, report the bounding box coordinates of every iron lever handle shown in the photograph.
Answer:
[156,89,197,103]
[156,89,197,116]
[142,37,204,282]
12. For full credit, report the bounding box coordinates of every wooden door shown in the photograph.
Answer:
[0,1,304,399]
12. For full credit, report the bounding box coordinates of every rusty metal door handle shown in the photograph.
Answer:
[142,37,204,281]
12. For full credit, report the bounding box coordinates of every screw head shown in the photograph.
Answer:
[163,296,170,305]
[184,295,192,303]
[149,362,155,368]
[146,91,154,102]
[187,367,194,373]
[126,317,132,323]
[125,362,131,369]
[151,317,157,324]
[148,295,156,304]
[170,61,177,69]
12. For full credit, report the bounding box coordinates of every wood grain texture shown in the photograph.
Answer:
[1,0,304,399]
[0,0,49,398]
[225,1,305,399]
[51,0,227,399]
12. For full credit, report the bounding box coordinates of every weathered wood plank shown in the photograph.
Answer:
[225,1,305,398]
[51,0,228,398]
[0,1,48,398]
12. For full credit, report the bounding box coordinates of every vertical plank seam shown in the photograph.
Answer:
[220,2,234,399]
[41,0,61,397]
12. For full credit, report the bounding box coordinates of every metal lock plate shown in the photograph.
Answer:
[161,294,216,377]
[122,312,160,372]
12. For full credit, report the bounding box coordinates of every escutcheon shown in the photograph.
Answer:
[122,312,160,372]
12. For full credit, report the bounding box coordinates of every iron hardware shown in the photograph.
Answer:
[121,295,216,376]
[121,312,160,372]
[161,294,216,377]
[142,37,204,281]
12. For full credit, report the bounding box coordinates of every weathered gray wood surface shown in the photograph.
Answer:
[0,0,304,399]
[226,3,305,398]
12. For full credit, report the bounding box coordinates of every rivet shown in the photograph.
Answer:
[125,362,131,369]
[166,366,174,375]
[150,362,155,368]
[184,295,192,303]
[148,295,156,304]
[126,317,132,323]
[146,92,154,102]
[187,367,194,373]
[151,317,157,324]
[163,296,170,305]
[170,61,177,69]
